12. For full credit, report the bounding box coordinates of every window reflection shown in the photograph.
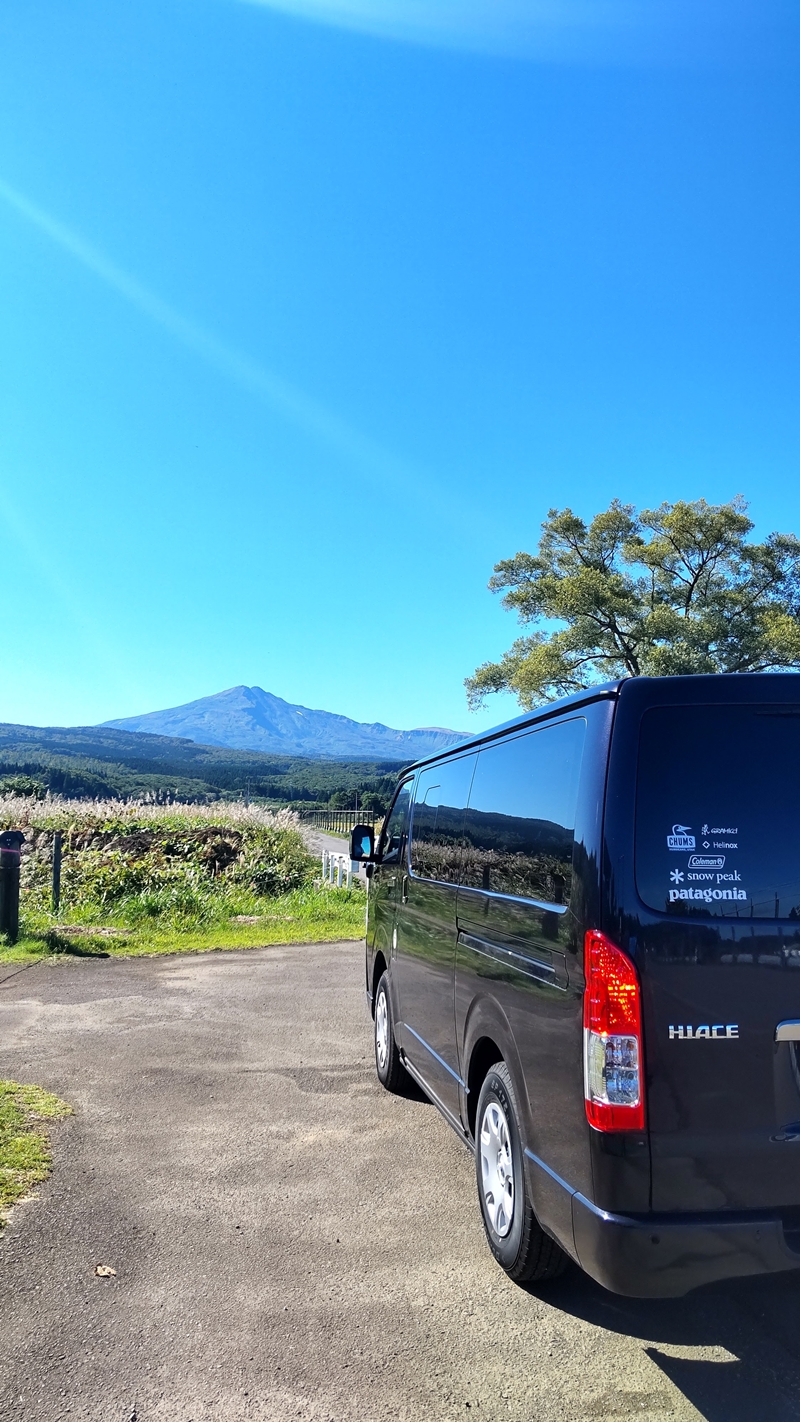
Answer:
[380,781,412,865]
[410,755,476,882]
[461,719,586,904]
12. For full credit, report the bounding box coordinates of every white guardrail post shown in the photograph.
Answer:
[321,851,352,888]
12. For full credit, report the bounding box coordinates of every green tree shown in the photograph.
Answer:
[466,497,800,710]
[359,790,389,815]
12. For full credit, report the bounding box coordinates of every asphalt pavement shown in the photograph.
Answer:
[301,828,367,884]
[3,943,800,1421]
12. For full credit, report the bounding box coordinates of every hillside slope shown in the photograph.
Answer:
[102,685,468,760]
[0,721,407,805]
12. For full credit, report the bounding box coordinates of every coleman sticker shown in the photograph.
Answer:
[667,824,695,850]
[669,1024,739,1039]
[689,855,725,869]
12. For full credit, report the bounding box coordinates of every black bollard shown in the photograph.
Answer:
[0,830,25,943]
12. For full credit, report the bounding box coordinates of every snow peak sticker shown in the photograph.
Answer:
[689,855,725,869]
[669,887,747,903]
[667,824,696,850]
[669,1024,739,1039]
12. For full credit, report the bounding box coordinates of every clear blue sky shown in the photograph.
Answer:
[1,0,799,736]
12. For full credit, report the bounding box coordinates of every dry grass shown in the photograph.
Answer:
[0,794,365,963]
[0,794,300,833]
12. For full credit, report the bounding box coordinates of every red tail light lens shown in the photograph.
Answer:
[583,929,645,1132]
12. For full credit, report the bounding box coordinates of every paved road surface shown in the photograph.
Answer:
[301,829,367,884]
[2,943,800,1421]
[299,828,349,859]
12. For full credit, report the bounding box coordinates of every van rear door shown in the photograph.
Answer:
[632,700,800,1215]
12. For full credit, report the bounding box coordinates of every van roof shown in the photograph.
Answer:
[407,679,622,771]
[408,671,800,773]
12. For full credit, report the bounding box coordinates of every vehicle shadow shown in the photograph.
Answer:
[533,1263,800,1421]
[399,1070,432,1104]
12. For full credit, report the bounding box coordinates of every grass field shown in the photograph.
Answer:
[0,796,366,964]
[0,1082,72,1226]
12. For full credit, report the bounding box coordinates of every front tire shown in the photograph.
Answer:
[475,1063,567,1285]
[373,972,406,1093]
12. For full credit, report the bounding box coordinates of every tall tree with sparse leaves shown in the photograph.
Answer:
[466,497,800,710]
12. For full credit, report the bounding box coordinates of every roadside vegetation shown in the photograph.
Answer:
[0,797,365,963]
[0,1081,72,1226]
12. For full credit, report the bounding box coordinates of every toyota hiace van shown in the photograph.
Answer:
[351,675,800,1296]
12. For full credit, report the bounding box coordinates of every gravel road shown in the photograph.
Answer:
[2,943,800,1421]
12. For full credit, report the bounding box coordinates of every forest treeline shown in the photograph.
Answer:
[0,722,406,811]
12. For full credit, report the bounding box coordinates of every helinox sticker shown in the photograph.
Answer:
[667,824,695,850]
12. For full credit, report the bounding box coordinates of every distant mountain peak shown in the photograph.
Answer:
[101,686,469,761]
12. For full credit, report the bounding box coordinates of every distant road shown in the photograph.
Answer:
[301,824,349,858]
[301,824,369,884]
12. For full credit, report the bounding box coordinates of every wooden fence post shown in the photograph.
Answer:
[52,831,62,915]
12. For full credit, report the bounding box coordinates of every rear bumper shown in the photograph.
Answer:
[524,1147,800,1297]
[571,1194,800,1297]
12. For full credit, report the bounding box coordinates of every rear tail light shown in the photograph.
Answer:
[583,929,645,1132]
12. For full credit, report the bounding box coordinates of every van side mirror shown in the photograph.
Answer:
[349,824,375,862]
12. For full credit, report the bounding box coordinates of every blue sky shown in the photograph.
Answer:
[1,0,800,736]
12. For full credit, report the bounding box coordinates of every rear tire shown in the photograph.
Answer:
[475,1063,567,1285]
[374,972,406,1093]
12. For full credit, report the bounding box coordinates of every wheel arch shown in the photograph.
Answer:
[466,1036,504,1137]
[370,951,388,1018]
[462,997,531,1143]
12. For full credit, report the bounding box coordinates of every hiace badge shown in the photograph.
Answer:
[667,823,695,850]
[669,1024,739,1040]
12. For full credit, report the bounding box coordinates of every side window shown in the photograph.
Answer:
[461,718,586,904]
[410,754,477,882]
[379,781,413,865]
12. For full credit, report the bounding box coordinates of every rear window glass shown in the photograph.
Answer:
[636,704,800,919]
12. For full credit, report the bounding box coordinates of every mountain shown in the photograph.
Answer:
[101,686,469,761]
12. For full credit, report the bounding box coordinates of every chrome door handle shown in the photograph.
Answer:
[776,1021,800,1041]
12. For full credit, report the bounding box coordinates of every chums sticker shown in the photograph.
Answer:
[669,887,747,903]
[667,824,695,850]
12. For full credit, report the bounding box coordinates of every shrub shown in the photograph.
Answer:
[6,796,315,936]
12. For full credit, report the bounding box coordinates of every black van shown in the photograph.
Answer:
[351,674,800,1297]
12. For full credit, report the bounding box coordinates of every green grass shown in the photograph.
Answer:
[0,1081,72,1224]
[0,885,366,964]
[0,796,366,964]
